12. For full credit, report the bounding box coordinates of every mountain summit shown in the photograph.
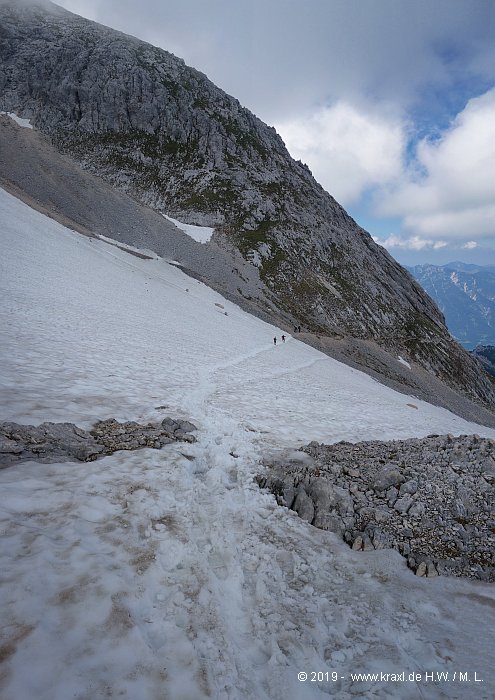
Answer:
[1,0,494,412]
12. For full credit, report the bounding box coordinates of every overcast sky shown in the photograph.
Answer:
[55,0,495,265]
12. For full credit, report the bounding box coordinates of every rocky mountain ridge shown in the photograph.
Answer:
[1,0,494,410]
[408,262,495,350]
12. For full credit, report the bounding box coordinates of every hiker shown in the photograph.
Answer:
[294,325,298,333]
[298,325,301,333]
[281,335,286,343]
[273,337,277,345]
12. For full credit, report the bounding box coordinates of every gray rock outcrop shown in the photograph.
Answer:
[1,0,494,410]
[257,434,495,580]
[0,417,197,467]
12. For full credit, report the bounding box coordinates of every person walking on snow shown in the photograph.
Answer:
[273,337,277,345]
[281,335,286,343]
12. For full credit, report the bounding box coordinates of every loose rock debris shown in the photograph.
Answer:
[258,433,495,580]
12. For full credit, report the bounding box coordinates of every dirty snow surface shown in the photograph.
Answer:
[0,111,33,129]
[163,214,214,243]
[1,185,495,700]
[397,355,411,370]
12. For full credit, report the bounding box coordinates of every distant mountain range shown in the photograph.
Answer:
[407,262,495,350]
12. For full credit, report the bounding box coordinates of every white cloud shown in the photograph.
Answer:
[373,235,448,251]
[276,102,406,205]
[463,241,478,249]
[377,88,495,240]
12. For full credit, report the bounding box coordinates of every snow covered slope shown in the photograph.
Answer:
[163,214,214,243]
[1,186,495,700]
[0,110,33,129]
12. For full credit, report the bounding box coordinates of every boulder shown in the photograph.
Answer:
[371,464,405,492]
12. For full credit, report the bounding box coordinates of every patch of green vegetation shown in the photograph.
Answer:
[218,116,269,158]
[292,275,329,298]
[193,97,210,110]
[327,268,356,296]
[259,181,284,197]
[401,312,451,373]
[92,130,203,165]
[259,248,286,281]
[223,154,239,168]
[276,285,329,334]
[234,219,275,255]
[403,312,438,344]
[182,178,239,211]
[161,78,180,97]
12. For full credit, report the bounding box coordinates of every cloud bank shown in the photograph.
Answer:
[280,87,495,252]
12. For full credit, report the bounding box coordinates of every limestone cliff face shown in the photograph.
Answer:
[1,0,493,408]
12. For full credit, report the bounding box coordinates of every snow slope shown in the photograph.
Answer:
[1,186,495,700]
[163,214,214,243]
[0,111,33,129]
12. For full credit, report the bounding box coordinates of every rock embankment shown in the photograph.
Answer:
[0,417,197,467]
[257,434,495,581]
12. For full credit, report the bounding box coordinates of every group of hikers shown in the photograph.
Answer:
[273,326,302,345]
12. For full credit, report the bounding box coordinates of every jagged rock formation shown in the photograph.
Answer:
[0,417,197,467]
[1,0,494,410]
[258,434,495,580]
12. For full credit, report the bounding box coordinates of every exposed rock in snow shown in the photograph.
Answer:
[0,421,104,465]
[0,417,197,467]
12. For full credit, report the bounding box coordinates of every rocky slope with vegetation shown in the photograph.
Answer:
[472,345,495,379]
[1,0,494,410]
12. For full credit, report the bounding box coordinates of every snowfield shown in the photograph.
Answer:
[163,214,215,243]
[1,186,495,700]
[0,111,33,129]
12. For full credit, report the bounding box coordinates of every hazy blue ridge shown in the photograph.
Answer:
[408,262,495,349]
